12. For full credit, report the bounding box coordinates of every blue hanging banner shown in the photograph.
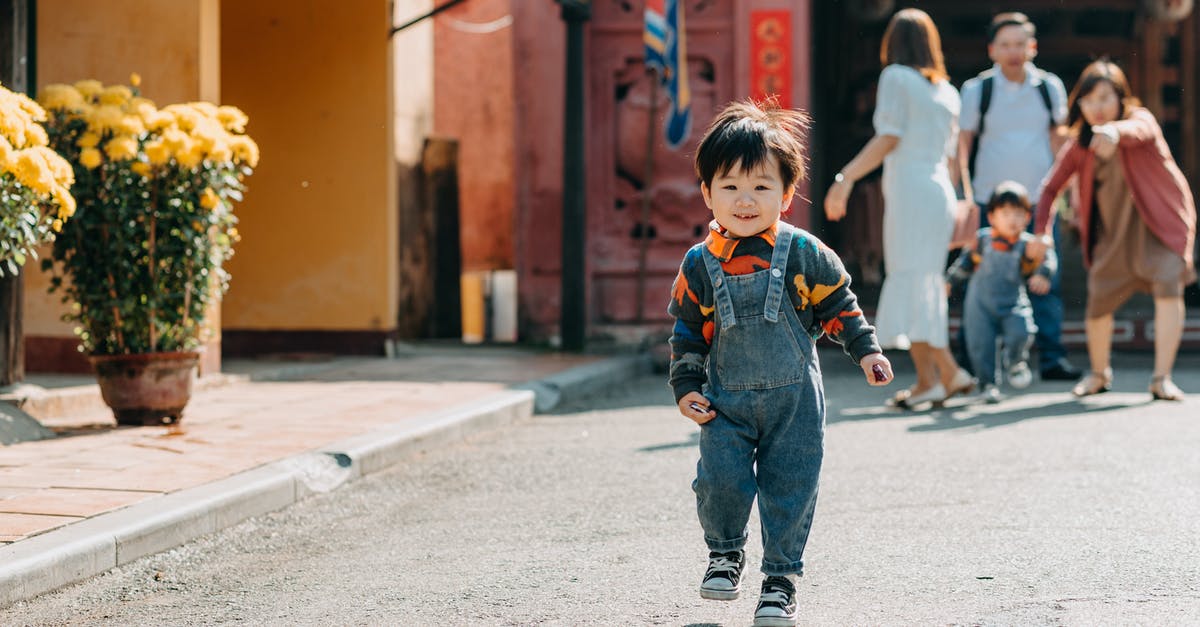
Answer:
[643,0,691,150]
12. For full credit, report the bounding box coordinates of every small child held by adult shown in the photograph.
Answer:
[946,181,1055,403]
[668,99,892,627]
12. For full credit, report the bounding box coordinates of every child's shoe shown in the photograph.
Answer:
[753,575,797,626]
[981,384,1003,404]
[1007,361,1032,389]
[699,550,744,600]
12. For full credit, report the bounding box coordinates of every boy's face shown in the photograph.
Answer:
[989,203,1030,240]
[700,154,794,239]
[987,25,1035,73]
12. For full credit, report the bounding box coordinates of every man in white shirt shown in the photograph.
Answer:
[956,12,1081,382]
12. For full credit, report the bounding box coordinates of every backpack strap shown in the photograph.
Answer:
[968,72,994,178]
[1034,70,1054,127]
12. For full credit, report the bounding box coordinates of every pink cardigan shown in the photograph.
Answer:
[1035,107,1196,268]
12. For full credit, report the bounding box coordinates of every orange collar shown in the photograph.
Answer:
[704,220,778,262]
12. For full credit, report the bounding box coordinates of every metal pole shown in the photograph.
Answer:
[559,0,590,351]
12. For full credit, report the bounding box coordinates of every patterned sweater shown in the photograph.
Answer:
[667,220,881,402]
[945,228,1056,290]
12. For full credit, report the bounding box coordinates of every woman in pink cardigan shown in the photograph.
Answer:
[1036,60,1196,400]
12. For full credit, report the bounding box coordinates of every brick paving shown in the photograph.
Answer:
[0,347,602,545]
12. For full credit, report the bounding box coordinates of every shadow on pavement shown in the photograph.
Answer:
[907,397,1152,432]
[637,431,700,453]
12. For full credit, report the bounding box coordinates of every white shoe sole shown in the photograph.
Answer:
[699,586,739,600]
[753,616,797,627]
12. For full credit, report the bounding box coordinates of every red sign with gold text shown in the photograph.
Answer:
[750,10,792,108]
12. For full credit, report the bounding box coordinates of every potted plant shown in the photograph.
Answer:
[0,84,76,276]
[38,76,259,426]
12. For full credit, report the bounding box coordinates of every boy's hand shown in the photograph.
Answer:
[678,392,716,425]
[1028,274,1051,295]
[1025,237,1049,262]
[859,352,893,386]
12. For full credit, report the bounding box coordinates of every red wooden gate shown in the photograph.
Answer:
[586,0,736,326]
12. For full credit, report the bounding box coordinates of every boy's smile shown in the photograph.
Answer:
[701,154,795,239]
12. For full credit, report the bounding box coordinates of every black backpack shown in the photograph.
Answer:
[967,69,1054,176]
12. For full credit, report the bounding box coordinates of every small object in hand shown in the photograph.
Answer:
[872,364,887,383]
[689,402,707,413]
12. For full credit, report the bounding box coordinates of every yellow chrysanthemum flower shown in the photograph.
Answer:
[12,148,56,195]
[208,140,232,164]
[144,139,170,166]
[162,128,189,151]
[34,146,74,187]
[199,187,220,210]
[130,161,152,178]
[23,123,48,148]
[187,102,219,117]
[76,132,101,148]
[79,147,102,170]
[229,135,260,168]
[52,218,63,232]
[74,80,103,100]
[37,84,84,112]
[0,135,12,165]
[53,186,77,218]
[130,72,142,87]
[13,93,47,121]
[103,135,139,161]
[87,104,124,133]
[216,106,248,133]
[175,142,204,169]
[117,114,146,136]
[144,110,175,132]
[98,85,133,106]
[163,104,200,132]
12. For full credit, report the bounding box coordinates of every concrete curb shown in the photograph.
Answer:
[0,389,533,607]
[512,353,653,413]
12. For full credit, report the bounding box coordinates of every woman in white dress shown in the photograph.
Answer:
[824,8,973,408]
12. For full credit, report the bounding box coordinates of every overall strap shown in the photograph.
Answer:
[763,225,794,322]
[701,247,737,331]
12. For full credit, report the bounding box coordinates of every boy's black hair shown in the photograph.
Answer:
[987,12,1036,42]
[986,180,1032,214]
[693,98,809,189]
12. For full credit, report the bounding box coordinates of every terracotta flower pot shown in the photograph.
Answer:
[88,351,200,426]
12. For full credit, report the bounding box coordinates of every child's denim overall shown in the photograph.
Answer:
[694,225,825,577]
[963,234,1036,386]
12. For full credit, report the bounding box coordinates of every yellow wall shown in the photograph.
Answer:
[26,0,220,337]
[220,1,397,330]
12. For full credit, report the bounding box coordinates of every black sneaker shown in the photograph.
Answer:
[699,550,744,600]
[1041,359,1082,381]
[753,575,797,626]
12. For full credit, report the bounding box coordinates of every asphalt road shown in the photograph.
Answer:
[2,349,1198,626]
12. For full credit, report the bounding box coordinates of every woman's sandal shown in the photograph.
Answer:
[943,368,976,400]
[1071,369,1113,397]
[1150,376,1185,401]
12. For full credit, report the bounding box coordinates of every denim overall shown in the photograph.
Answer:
[694,225,825,577]
[963,232,1037,386]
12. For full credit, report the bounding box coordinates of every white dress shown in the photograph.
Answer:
[872,64,961,349]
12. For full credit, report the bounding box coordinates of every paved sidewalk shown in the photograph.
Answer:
[0,344,651,606]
